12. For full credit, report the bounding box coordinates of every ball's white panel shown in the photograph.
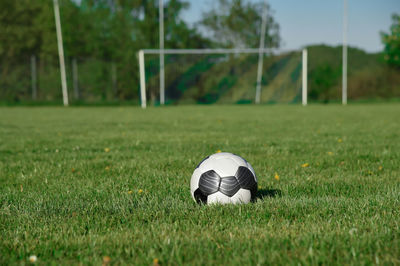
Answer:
[198,154,239,177]
[210,152,245,164]
[211,158,239,177]
[209,152,232,159]
[197,157,215,173]
[207,191,232,204]
[229,155,248,168]
[204,152,248,177]
[246,162,257,182]
[196,153,255,178]
[190,168,203,201]
[230,188,252,204]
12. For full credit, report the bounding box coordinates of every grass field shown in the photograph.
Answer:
[1,104,399,265]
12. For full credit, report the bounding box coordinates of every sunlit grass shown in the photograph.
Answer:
[0,104,399,265]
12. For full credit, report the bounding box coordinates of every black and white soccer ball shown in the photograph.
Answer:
[190,152,257,204]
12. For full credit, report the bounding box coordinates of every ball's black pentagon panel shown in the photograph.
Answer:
[219,176,241,197]
[193,188,208,204]
[235,166,257,190]
[198,170,220,195]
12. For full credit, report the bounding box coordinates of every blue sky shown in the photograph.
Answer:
[180,0,400,52]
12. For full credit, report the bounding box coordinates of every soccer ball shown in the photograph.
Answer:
[190,152,257,204]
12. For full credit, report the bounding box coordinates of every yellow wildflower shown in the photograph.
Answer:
[217,150,222,153]
[104,147,110,152]
[378,166,383,171]
[138,189,144,194]
[153,258,160,266]
[338,138,343,143]
[301,163,309,168]
[274,173,280,181]
[128,190,133,194]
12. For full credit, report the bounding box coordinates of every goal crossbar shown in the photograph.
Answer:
[141,48,271,55]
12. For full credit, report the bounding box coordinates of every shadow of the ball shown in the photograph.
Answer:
[254,188,282,201]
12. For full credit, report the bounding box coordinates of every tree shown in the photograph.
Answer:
[381,14,400,68]
[0,1,57,101]
[200,0,280,48]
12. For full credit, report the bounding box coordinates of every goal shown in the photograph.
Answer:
[138,48,308,108]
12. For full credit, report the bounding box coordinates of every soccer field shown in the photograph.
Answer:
[1,104,399,265]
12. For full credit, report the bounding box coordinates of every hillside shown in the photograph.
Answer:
[144,45,400,104]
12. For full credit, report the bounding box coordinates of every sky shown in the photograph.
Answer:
[180,0,400,53]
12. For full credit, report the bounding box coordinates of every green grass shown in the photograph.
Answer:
[0,104,399,265]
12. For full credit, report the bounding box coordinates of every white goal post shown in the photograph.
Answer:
[138,48,308,108]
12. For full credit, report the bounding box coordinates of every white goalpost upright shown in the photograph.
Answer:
[139,50,147,108]
[342,0,348,105]
[159,0,165,105]
[302,48,308,106]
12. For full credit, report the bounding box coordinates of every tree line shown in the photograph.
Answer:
[0,0,398,103]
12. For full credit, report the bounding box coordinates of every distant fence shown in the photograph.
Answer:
[0,55,139,103]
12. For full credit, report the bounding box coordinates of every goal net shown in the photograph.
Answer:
[138,49,306,107]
